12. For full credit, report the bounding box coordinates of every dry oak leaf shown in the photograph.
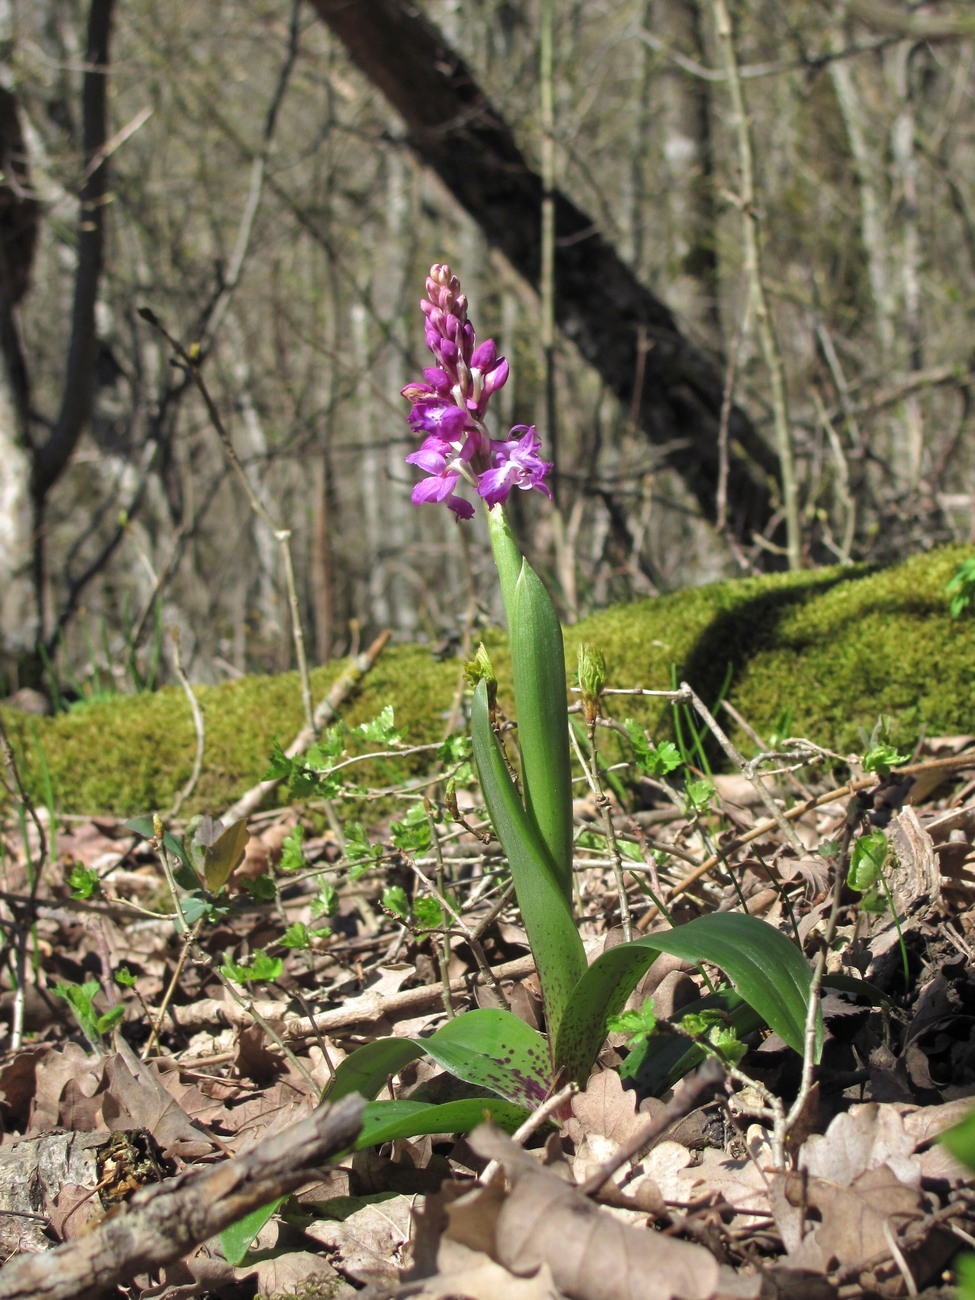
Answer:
[783,1164,926,1277]
[302,1191,415,1288]
[405,1239,563,1300]
[468,1125,718,1300]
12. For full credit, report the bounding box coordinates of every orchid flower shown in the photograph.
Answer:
[403,264,550,518]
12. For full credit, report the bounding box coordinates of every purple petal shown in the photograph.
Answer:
[407,400,469,438]
[471,338,497,370]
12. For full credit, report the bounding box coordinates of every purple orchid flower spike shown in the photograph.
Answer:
[403,264,552,519]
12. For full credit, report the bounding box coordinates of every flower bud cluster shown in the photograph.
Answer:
[402,264,552,520]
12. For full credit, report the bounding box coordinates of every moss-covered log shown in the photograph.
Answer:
[2,546,972,817]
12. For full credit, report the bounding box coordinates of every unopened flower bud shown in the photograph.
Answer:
[578,643,607,724]
[464,643,498,714]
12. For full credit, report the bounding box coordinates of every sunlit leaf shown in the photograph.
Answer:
[195,815,250,892]
[357,1097,529,1149]
[471,680,586,1045]
[488,506,575,899]
[219,1196,286,1265]
[326,1009,553,1111]
[555,912,820,1085]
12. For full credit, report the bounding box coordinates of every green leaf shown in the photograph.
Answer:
[194,816,250,892]
[555,913,820,1085]
[357,1097,530,1148]
[619,990,762,1096]
[326,1037,427,1101]
[412,897,444,932]
[53,979,105,1049]
[281,921,311,950]
[471,680,586,1045]
[391,803,432,853]
[488,506,574,898]
[68,864,100,899]
[382,885,409,919]
[125,815,197,890]
[279,824,307,873]
[940,1107,975,1172]
[418,1010,552,1108]
[95,1005,126,1036]
[241,873,276,901]
[312,878,338,917]
[357,705,402,744]
[221,950,283,985]
[848,830,889,893]
[325,1009,553,1110]
[219,1197,286,1265]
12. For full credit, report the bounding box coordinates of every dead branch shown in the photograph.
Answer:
[0,1093,364,1300]
[158,953,537,1038]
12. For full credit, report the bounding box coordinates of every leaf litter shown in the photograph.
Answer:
[0,738,974,1297]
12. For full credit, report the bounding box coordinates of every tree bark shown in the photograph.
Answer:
[0,85,39,673]
[306,0,780,541]
[31,0,115,504]
[0,1094,364,1300]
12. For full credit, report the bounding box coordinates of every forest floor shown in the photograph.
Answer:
[0,725,973,1300]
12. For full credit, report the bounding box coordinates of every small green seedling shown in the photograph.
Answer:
[54,979,124,1051]
[946,556,975,619]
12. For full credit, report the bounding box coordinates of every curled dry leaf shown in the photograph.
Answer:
[466,1124,719,1300]
[775,1101,968,1289]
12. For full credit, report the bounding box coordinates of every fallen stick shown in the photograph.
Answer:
[0,1094,364,1300]
[160,953,538,1037]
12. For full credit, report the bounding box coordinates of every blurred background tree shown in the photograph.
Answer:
[2,0,973,697]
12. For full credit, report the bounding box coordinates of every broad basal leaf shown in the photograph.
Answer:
[555,912,820,1086]
[325,1037,426,1102]
[326,1009,554,1112]
[358,1097,530,1149]
[418,1009,553,1108]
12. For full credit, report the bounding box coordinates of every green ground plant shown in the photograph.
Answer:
[312,265,823,1148]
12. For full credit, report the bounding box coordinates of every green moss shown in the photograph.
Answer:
[2,546,971,817]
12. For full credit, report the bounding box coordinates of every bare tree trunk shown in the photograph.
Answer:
[0,83,39,682]
[28,0,115,653]
[308,0,780,545]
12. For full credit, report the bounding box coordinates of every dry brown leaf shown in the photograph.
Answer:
[31,1043,103,1133]
[785,1164,924,1275]
[468,1125,719,1300]
[565,1072,668,1211]
[245,1248,344,1297]
[302,1191,415,1287]
[800,1103,919,1188]
[407,1239,564,1299]
[643,1135,771,1228]
[102,1039,217,1158]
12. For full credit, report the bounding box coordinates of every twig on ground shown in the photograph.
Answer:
[637,751,975,930]
[164,953,538,1039]
[679,681,806,856]
[578,1058,724,1198]
[0,1094,364,1300]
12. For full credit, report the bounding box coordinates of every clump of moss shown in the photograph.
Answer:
[2,546,970,817]
[569,545,972,757]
